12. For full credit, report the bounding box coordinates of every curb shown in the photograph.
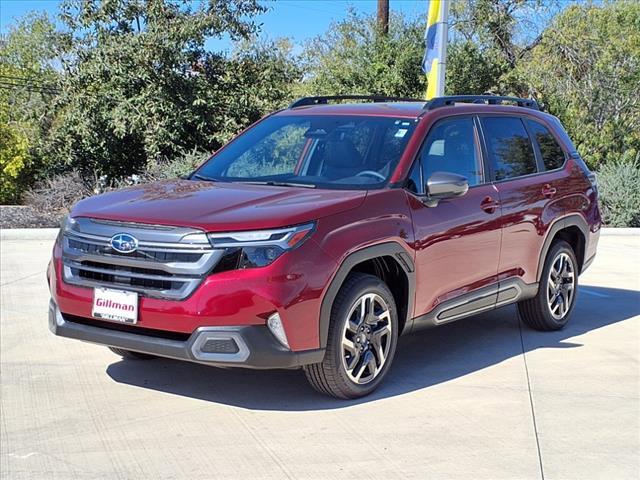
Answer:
[1,227,638,241]
[600,227,639,236]
[1,228,59,241]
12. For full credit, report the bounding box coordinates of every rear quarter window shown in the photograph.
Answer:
[481,117,537,181]
[527,119,566,171]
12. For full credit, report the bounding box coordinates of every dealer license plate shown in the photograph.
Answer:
[92,287,138,324]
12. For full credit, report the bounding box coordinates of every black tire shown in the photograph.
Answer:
[304,273,399,399]
[518,240,578,331]
[108,347,156,360]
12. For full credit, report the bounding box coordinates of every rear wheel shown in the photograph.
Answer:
[518,240,578,331]
[108,347,156,360]
[304,273,399,399]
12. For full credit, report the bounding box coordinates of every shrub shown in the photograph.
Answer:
[139,149,211,183]
[597,161,640,227]
[24,171,94,217]
[0,121,30,204]
[23,149,209,217]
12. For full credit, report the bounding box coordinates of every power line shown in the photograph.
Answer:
[0,80,60,92]
[0,81,60,94]
[0,73,58,82]
[0,73,60,87]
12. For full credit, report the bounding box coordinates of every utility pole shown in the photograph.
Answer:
[377,0,389,34]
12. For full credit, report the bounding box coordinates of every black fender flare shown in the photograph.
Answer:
[318,242,415,349]
[536,213,589,280]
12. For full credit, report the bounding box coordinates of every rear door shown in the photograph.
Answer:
[407,116,502,320]
[479,115,563,287]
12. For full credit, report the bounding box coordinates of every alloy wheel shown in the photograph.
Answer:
[546,252,575,320]
[340,293,392,385]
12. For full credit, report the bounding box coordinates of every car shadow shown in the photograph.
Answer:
[106,285,639,411]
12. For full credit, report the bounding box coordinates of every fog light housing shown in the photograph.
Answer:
[267,312,289,349]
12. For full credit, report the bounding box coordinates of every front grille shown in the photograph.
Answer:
[67,238,204,263]
[61,218,224,300]
[76,261,177,291]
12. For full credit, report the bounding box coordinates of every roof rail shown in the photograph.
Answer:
[289,95,425,109]
[424,95,540,111]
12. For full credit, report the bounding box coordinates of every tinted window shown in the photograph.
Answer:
[378,123,414,177]
[406,159,422,194]
[227,122,310,177]
[482,117,537,181]
[416,117,483,191]
[527,120,565,171]
[196,115,417,190]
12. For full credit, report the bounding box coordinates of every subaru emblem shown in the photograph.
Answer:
[110,233,139,253]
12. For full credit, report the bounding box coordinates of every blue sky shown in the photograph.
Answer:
[1,0,428,51]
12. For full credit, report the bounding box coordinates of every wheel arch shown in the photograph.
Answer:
[537,214,589,281]
[319,242,415,349]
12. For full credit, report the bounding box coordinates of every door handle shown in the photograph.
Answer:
[480,196,499,214]
[542,184,557,198]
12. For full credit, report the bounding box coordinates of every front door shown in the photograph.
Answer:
[407,116,502,321]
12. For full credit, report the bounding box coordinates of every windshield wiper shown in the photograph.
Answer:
[238,181,316,189]
[192,174,220,182]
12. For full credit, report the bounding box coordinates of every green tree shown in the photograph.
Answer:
[301,11,426,98]
[300,10,514,100]
[0,12,62,203]
[513,1,640,167]
[0,104,30,203]
[445,40,505,95]
[449,0,562,69]
[219,38,303,144]
[42,0,300,179]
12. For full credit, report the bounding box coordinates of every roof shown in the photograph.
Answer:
[279,95,542,119]
[280,101,427,118]
[279,101,550,121]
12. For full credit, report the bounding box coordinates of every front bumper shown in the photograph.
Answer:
[49,300,324,369]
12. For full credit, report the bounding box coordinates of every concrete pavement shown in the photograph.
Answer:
[1,234,638,479]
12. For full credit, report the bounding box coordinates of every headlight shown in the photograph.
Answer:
[60,215,76,230]
[57,215,77,245]
[207,223,315,270]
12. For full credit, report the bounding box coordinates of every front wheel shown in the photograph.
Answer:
[304,273,399,399]
[518,240,578,331]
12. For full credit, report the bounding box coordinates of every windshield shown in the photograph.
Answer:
[194,114,418,189]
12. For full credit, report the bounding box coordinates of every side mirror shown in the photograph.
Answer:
[423,171,469,207]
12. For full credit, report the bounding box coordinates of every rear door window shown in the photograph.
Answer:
[526,120,566,171]
[481,117,537,181]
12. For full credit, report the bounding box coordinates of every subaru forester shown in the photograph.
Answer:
[48,95,601,398]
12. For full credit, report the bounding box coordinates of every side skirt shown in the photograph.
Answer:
[409,278,538,332]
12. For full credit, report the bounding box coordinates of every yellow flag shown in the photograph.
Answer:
[422,0,449,99]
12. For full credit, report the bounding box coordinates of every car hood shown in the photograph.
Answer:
[71,179,367,232]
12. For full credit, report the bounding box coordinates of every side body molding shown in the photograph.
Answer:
[318,242,416,349]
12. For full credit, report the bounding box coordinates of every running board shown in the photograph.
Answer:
[408,279,538,333]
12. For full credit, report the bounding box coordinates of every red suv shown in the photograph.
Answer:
[48,95,601,398]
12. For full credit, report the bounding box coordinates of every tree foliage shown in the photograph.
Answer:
[301,11,425,98]
[1,0,639,227]
[0,12,62,202]
[39,0,300,179]
[0,109,30,203]
[449,0,562,69]
[445,40,504,95]
[513,1,640,168]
